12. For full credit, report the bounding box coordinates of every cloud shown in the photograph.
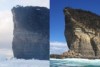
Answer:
[18,0,50,8]
[0,10,13,49]
[0,0,49,9]
[50,42,69,54]
[0,49,13,58]
[0,10,13,58]
[0,0,6,2]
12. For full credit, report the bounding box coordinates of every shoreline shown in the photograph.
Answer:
[50,54,100,59]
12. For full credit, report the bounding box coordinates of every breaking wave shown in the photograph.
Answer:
[0,55,49,67]
[50,58,100,67]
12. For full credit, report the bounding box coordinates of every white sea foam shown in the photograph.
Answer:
[50,58,100,67]
[0,56,49,67]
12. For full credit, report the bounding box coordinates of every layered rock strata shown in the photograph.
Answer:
[63,7,100,58]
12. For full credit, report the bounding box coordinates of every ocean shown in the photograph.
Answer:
[50,58,100,67]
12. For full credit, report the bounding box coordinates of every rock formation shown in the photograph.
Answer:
[12,6,49,60]
[63,7,100,58]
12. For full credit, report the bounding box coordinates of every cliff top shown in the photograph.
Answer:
[12,5,49,15]
[11,5,49,32]
[64,7,100,31]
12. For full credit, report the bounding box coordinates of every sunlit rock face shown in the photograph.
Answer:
[64,7,100,58]
[12,6,49,60]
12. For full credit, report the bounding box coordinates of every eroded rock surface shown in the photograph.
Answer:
[12,6,49,60]
[63,7,100,58]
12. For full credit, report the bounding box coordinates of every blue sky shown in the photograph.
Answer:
[50,0,100,43]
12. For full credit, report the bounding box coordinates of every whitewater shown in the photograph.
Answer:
[0,55,49,67]
[50,58,100,67]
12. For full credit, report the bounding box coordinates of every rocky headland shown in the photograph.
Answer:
[50,7,100,59]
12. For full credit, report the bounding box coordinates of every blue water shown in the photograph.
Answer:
[50,58,100,67]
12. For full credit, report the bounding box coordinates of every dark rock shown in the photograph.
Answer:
[12,6,49,60]
[63,7,100,58]
[50,54,64,59]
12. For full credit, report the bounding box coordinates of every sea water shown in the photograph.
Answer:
[50,58,100,67]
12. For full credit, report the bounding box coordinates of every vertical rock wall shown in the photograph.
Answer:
[64,7,100,58]
[12,6,49,60]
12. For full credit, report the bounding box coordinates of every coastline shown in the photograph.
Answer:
[50,54,100,59]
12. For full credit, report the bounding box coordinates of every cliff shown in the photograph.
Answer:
[63,7,100,58]
[12,6,49,60]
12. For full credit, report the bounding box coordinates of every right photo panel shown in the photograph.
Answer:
[50,0,100,67]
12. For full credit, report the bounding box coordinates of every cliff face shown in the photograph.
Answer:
[12,6,49,60]
[64,7,100,58]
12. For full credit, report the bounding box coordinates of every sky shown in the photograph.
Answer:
[0,0,49,58]
[50,0,100,54]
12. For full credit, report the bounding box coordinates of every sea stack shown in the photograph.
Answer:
[12,6,49,60]
[63,7,100,59]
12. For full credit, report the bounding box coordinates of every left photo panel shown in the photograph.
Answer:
[0,0,50,67]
